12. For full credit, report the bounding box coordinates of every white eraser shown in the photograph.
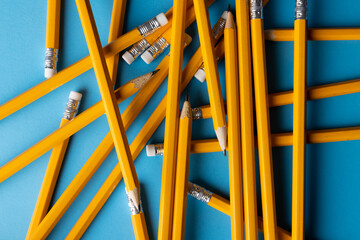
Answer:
[221,10,229,20]
[141,50,155,64]
[44,68,57,79]
[156,13,168,26]
[69,91,82,101]
[122,51,135,65]
[194,68,206,83]
[146,144,156,157]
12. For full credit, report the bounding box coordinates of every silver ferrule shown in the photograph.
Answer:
[295,0,307,20]
[126,191,143,215]
[44,48,58,70]
[153,143,165,156]
[212,16,226,39]
[147,37,169,59]
[63,97,80,120]
[192,107,203,120]
[250,0,263,19]
[137,17,162,36]
[188,183,212,204]
[129,39,151,59]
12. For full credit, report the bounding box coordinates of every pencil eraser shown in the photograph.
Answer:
[141,50,154,64]
[194,69,206,83]
[44,68,57,79]
[69,91,82,101]
[156,13,168,26]
[146,144,156,157]
[122,51,135,65]
[221,10,229,20]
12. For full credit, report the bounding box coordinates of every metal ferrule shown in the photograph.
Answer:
[295,0,307,20]
[63,97,80,120]
[212,17,226,39]
[250,0,263,19]
[126,192,143,215]
[192,107,203,120]
[154,143,165,156]
[129,39,151,59]
[44,48,58,70]
[147,37,169,60]
[137,17,162,36]
[188,183,212,204]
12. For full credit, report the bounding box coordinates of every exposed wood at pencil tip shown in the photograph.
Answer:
[127,187,140,212]
[130,70,159,89]
[180,99,192,119]
[225,12,234,29]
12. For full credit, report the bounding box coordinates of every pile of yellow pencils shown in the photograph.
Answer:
[2,0,360,239]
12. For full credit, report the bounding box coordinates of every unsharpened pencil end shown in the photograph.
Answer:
[225,12,235,29]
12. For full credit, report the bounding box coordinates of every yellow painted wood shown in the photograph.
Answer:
[0,80,139,183]
[193,0,227,151]
[236,0,258,239]
[265,28,360,41]
[292,18,308,240]
[74,0,147,239]
[224,12,244,240]
[65,41,224,240]
[25,118,69,240]
[172,101,192,240]
[251,17,277,240]
[107,0,127,85]
[157,0,188,238]
[45,0,61,49]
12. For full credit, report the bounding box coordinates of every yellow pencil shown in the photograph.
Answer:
[293,1,308,240]
[187,183,292,240]
[224,12,244,240]
[44,0,61,78]
[250,1,277,239]
[25,91,81,240]
[265,28,360,41]
[76,1,147,238]
[148,126,360,155]
[158,0,188,238]
[0,71,157,183]
[107,0,127,85]
[0,9,172,121]
[193,78,360,117]
[29,58,168,240]
[172,97,192,240]
[66,41,224,240]
[236,0,258,238]
[193,0,227,155]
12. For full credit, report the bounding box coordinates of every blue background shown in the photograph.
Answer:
[1,0,360,239]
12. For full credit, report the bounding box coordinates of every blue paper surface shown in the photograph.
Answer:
[1,0,360,239]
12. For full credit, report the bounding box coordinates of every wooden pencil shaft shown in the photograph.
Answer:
[45,0,61,49]
[158,0,188,238]
[224,12,244,240]
[265,28,360,41]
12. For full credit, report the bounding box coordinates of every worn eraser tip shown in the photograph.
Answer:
[44,68,57,79]
[122,51,135,65]
[221,10,229,19]
[194,69,206,83]
[141,50,154,64]
[146,145,156,157]
[156,13,168,26]
[69,91,82,101]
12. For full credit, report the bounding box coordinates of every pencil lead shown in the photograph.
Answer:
[152,69,160,76]
[223,149,226,156]
[228,4,231,12]
[185,94,190,102]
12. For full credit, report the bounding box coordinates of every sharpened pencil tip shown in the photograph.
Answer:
[225,12,234,29]
[152,69,160,76]
[223,149,226,156]
[228,4,231,11]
